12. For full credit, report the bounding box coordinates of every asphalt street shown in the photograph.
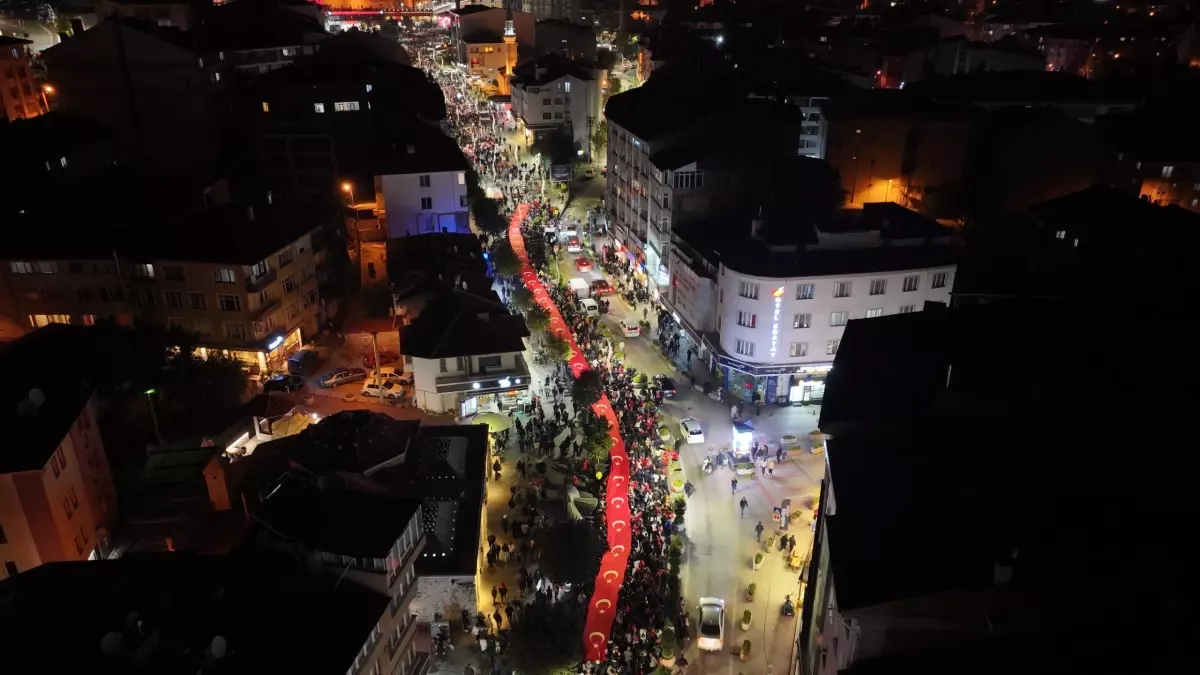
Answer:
[0,17,58,53]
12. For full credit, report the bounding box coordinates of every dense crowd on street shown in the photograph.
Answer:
[419,49,683,675]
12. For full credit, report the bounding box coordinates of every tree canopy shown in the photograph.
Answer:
[537,520,603,586]
[542,331,573,363]
[472,196,508,236]
[571,369,603,410]
[491,238,522,277]
[525,303,551,333]
[532,128,577,166]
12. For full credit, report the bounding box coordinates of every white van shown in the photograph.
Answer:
[580,298,600,317]
[568,277,590,299]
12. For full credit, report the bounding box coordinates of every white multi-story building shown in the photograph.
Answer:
[666,204,956,404]
[375,137,472,238]
[511,53,604,161]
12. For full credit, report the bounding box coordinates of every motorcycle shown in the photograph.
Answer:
[781,595,796,617]
[703,457,714,474]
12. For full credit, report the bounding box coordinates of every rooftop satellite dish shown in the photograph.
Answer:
[100,631,126,656]
[210,635,228,659]
[28,388,45,407]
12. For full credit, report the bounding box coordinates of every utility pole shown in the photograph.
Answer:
[371,331,383,402]
[144,388,163,445]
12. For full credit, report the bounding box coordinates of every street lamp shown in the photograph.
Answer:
[144,388,163,445]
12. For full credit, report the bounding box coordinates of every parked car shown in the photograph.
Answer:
[361,381,405,400]
[263,374,305,393]
[371,367,413,386]
[679,418,705,444]
[589,279,614,296]
[318,367,367,388]
[654,375,677,397]
[697,597,726,651]
[584,166,595,179]
[580,298,600,318]
[362,350,400,369]
[566,236,582,252]
[618,319,641,338]
[287,349,319,376]
[574,256,592,272]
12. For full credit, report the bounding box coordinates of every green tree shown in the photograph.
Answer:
[571,369,603,411]
[532,128,577,166]
[472,196,508,237]
[608,76,624,96]
[542,330,574,363]
[580,412,615,463]
[511,285,533,312]
[591,118,608,158]
[525,303,551,333]
[537,520,603,586]
[491,238,522,277]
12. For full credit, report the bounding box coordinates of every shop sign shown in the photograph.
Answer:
[769,286,784,358]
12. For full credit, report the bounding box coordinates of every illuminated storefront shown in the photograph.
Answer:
[455,377,532,418]
[702,343,832,405]
[196,327,304,374]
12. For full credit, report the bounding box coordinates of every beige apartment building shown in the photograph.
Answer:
[1,325,120,579]
[0,204,325,371]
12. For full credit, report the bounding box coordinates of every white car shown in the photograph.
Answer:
[697,597,725,651]
[679,418,705,444]
[372,366,413,386]
[566,236,583,252]
[361,381,405,400]
[618,319,640,338]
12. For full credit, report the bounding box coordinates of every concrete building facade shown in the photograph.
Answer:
[0,37,47,122]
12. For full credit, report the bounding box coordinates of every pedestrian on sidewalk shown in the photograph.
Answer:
[787,535,797,555]
[492,459,502,481]
[740,497,748,518]
[499,583,508,603]
[755,521,764,541]
[505,603,515,626]
[501,513,509,534]
[731,478,738,494]
[776,447,785,463]
[759,457,767,475]
[493,608,503,630]
[491,585,499,604]
[767,458,776,476]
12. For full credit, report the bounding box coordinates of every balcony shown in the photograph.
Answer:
[251,298,280,320]
[245,269,277,292]
[384,614,419,661]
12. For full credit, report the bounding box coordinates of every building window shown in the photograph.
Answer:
[869,279,886,295]
[460,195,468,207]
[0,524,6,544]
[543,112,552,120]
[833,282,851,298]
[457,172,466,185]
[278,248,294,268]
[163,265,185,281]
[334,101,360,112]
[793,313,811,329]
[789,342,808,357]
[4,561,16,577]
[139,288,159,306]
[29,314,70,327]
[213,268,237,284]
[902,275,920,292]
[830,311,848,326]
[286,302,301,320]
[736,311,757,328]
[734,339,755,356]
[1162,165,1174,179]
[865,308,883,318]
[543,97,551,105]
[826,340,840,356]
[224,323,247,340]
[366,84,373,92]
[421,197,433,210]
[282,275,297,294]
[672,171,704,189]
[261,101,270,112]
[217,295,241,312]
[796,283,814,300]
[313,102,325,113]
[60,157,68,168]
[131,263,154,279]
[737,281,759,299]
[899,304,916,314]
[439,358,448,373]
[164,291,183,308]
[419,175,431,187]
[189,293,207,310]
[77,289,92,302]
[9,261,35,274]
[250,260,269,279]
[82,314,96,326]
[304,288,317,309]
[931,272,948,289]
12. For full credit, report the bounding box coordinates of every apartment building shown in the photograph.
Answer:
[0,325,119,579]
[403,292,531,416]
[0,37,46,122]
[511,53,603,160]
[374,137,472,238]
[462,32,510,81]
[0,545,410,675]
[0,204,324,371]
[668,203,955,404]
[94,0,200,30]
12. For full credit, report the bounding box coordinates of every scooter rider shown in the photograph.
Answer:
[703,456,713,474]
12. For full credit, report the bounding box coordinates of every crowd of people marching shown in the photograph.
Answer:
[421,52,682,675]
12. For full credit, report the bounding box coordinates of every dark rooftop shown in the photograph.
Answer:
[511,52,597,87]
[0,546,387,675]
[913,70,1141,104]
[0,36,32,48]
[452,4,500,16]
[4,201,323,265]
[387,232,487,277]
[0,112,117,166]
[604,70,744,142]
[243,412,489,575]
[0,325,96,473]
[461,30,504,44]
[400,291,529,359]
[375,131,470,175]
